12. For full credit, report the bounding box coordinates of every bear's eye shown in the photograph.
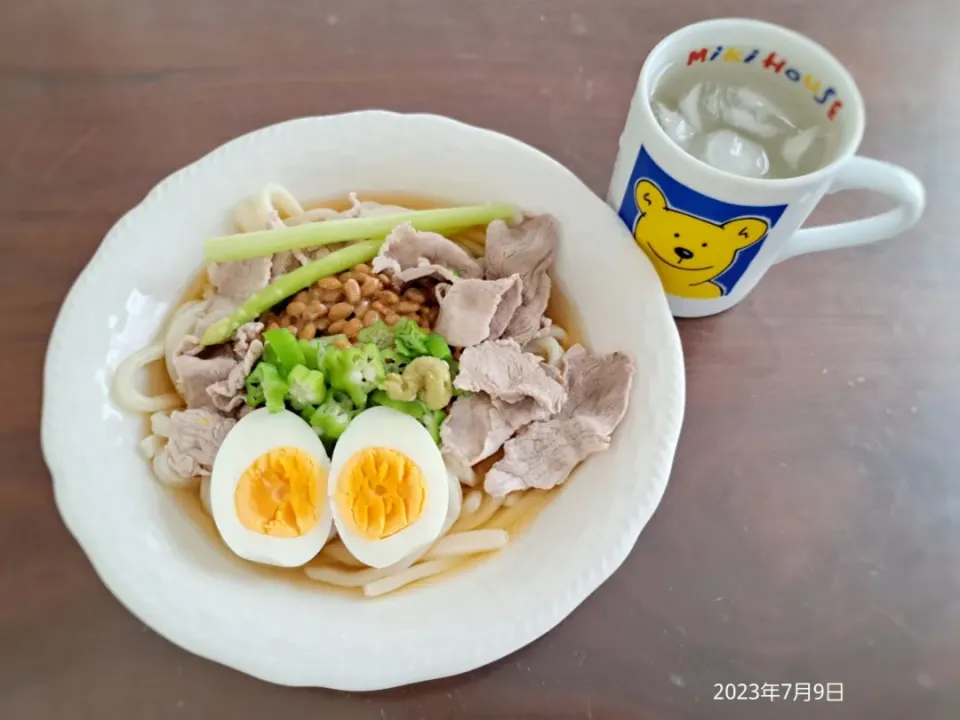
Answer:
[673,233,680,238]
[701,242,708,247]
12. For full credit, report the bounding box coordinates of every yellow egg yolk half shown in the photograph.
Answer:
[234,447,323,538]
[335,448,426,540]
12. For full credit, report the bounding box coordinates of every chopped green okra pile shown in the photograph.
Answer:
[245,318,457,446]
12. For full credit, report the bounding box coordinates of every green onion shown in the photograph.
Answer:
[425,333,452,361]
[287,365,327,407]
[263,329,306,377]
[420,408,446,445]
[260,364,289,413]
[356,321,397,350]
[244,363,267,407]
[201,240,382,346]
[393,318,429,359]
[202,204,517,263]
[369,389,426,420]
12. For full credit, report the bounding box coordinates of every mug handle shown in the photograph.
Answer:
[776,156,925,263]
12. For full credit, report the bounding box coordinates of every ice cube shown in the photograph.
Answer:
[700,83,723,121]
[718,86,786,138]
[732,86,790,122]
[677,82,705,132]
[702,129,770,178]
[654,102,697,145]
[782,126,819,169]
[721,104,781,138]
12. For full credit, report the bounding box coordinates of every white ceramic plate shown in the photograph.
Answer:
[41,112,684,690]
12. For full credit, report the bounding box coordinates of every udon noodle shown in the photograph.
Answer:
[113,186,581,597]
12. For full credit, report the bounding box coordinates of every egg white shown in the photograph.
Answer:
[328,406,450,569]
[211,408,333,567]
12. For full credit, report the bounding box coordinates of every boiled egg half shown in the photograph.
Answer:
[328,406,449,568]
[210,408,332,567]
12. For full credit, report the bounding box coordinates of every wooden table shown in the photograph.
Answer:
[2,1,956,718]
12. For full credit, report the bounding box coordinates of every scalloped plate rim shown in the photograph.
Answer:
[41,111,685,689]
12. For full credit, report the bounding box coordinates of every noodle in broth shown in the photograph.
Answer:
[115,189,586,597]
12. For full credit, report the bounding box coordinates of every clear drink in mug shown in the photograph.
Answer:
[607,20,924,317]
[650,61,842,179]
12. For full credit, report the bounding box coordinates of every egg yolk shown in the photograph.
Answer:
[335,448,426,540]
[234,447,323,538]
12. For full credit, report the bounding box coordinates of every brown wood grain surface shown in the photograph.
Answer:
[1,1,957,718]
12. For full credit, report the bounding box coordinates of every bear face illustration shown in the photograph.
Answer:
[633,180,769,299]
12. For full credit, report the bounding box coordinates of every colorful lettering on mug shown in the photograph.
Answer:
[762,51,787,73]
[684,45,844,120]
[803,74,822,94]
[722,47,743,62]
[814,86,836,104]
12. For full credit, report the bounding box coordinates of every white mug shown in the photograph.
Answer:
[607,18,926,318]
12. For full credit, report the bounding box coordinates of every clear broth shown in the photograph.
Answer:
[148,192,585,592]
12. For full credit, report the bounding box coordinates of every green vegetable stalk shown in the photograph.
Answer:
[287,365,327,408]
[201,240,382,346]
[369,389,426,420]
[245,363,267,407]
[298,334,348,371]
[309,393,359,441]
[263,328,306,377]
[424,333,452,361]
[323,343,386,407]
[298,340,320,370]
[203,204,518,263]
[420,408,446,445]
[394,318,429,359]
[379,348,406,375]
[259,363,288,413]
[356,321,397,350]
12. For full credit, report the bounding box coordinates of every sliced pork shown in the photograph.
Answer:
[442,338,568,475]
[207,256,272,301]
[171,321,264,412]
[346,197,410,219]
[165,408,237,477]
[172,353,237,409]
[434,275,523,347]
[556,345,634,433]
[483,346,635,496]
[441,394,515,473]
[232,321,263,356]
[483,418,611,496]
[484,215,559,345]
[454,339,566,413]
[271,250,305,278]
[192,295,236,339]
[372,222,483,285]
[271,196,411,278]
[503,272,551,346]
[206,323,264,412]
[440,391,551,472]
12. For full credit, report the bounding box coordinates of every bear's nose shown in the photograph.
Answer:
[674,246,694,261]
